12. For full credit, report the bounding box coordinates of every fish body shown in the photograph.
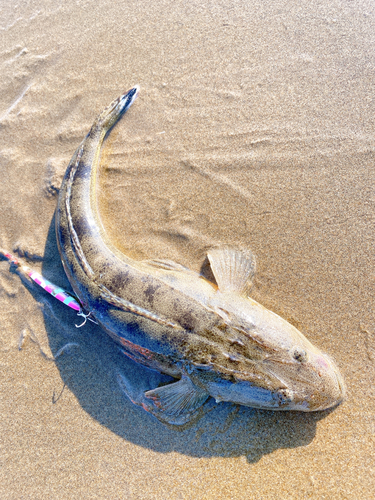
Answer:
[56,87,345,425]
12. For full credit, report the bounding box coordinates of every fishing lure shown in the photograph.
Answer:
[0,249,96,327]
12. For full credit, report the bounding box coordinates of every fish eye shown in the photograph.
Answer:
[293,348,307,363]
[275,388,293,405]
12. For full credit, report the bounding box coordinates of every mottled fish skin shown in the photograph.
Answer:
[56,87,345,424]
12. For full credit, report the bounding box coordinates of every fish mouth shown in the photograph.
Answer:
[311,360,346,411]
[295,354,346,412]
[259,352,346,412]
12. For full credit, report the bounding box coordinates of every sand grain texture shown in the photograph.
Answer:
[0,1,374,499]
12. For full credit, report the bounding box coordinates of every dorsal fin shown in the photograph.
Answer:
[207,247,256,295]
[97,283,181,329]
[144,259,191,272]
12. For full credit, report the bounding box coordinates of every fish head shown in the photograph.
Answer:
[199,293,346,412]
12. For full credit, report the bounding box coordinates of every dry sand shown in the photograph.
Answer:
[0,1,374,498]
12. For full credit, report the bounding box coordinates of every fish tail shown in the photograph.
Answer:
[94,85,140,132]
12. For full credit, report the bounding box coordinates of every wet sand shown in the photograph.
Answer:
[1,1,374,498]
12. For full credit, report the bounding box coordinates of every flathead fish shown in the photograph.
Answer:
[56,86,345,425]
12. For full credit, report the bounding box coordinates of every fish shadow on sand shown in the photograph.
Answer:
[29,215,331,463]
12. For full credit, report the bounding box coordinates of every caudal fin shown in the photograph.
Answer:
[95,85,140,131]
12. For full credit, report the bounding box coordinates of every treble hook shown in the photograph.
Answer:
[75,310,99,328]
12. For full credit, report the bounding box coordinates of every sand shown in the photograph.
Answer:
[0,1,374,498]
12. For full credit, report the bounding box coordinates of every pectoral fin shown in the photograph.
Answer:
[144,377,210,425]
[117,361,210,426]
[207,247,256,295]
